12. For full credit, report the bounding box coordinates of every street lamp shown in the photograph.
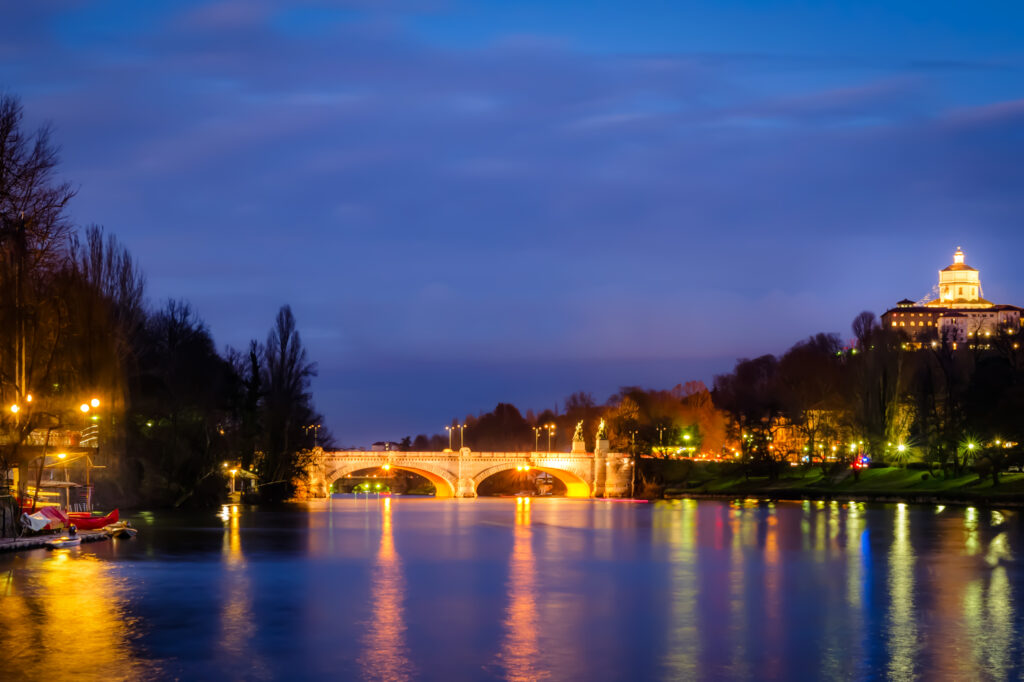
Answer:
[656,426,666,456]
[546,423,555,451]
[458,424,466,449]
[303,423,321,448]
[445,425,453,450]
[629,430,639,498]
[533,427,541,450]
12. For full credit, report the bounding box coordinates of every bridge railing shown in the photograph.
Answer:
[320,450,599,458]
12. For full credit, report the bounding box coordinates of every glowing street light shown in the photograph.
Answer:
[545,423,555,451]
[79,403,90,413]
[458,423,466,449]
[9,404,19,414]
[90,398,100,408]
[445,425,453,450]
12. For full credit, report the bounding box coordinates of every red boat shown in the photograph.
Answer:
[67,509,119,530]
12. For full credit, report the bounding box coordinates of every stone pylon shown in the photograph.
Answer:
[592,439,609,496]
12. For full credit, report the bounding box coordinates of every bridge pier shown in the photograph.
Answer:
[457,476,477,498]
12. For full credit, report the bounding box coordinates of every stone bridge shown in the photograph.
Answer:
[297,443,632,498]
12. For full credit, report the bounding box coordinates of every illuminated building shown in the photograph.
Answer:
[881,247,1023,345]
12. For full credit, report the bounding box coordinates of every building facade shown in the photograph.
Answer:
[882,247,1022,345]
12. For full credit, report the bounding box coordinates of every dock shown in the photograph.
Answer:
[0,529,111,553]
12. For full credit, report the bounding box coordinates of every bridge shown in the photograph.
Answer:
[296,443,633,498]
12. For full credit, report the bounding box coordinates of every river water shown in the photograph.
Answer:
[1,497,1023,681]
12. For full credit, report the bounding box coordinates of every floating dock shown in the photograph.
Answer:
[0,529,111,553]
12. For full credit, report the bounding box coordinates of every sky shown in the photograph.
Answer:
[2,1,1023,445]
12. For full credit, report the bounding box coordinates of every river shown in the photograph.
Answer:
[1,497,1023,680]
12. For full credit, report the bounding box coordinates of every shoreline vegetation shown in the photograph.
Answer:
[648,461,1024,508]
[0,93,328,519]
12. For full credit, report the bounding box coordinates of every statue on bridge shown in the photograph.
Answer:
[595,419,607,441]
[572,420,584,443]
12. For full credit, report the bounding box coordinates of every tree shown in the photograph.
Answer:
[777,333,848,462]
[467,403,532,451]
[260,305,319,500]
[0,94,78,503]
[713,355,785,478]
[129,300,235,506]
[847,315,911,460]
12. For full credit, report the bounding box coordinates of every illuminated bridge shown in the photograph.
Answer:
[297,446,633,499]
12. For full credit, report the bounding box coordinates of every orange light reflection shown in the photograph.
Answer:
[498,497,547,681]
[359,497,412,681]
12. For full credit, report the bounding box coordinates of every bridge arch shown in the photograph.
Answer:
[325,462,457,498]
[472,462,591,498]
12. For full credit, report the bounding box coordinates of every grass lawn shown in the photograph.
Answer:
[661,463,1024,503]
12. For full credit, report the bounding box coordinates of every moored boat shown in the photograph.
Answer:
[46,535,82,549]
[104,521,137,539]
[67,509,119,531]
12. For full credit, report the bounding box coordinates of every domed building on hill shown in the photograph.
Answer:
[881,247,1022,345]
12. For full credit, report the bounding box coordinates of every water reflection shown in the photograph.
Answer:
[219,504,266,678]
[963,509,1015,678]
[0,550,158,679]
[359,497,412,681]
[886,503,917,680]
[727,503,749,679]
[657,499,697,678]
[498,497,546,681]
[3,499,1024,681]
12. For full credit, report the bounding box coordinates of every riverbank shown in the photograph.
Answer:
[657,462,1024,507]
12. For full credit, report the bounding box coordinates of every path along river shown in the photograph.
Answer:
[1,497,1023,681]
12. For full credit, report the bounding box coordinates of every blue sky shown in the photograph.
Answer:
[3,1,1023,444]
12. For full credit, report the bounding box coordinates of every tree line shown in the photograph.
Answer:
[401,308,1024,489]
[0,94,328,512]
[713,311,1024,482]
[403,381,728,457]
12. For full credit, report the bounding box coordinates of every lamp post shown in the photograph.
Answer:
[445,425,453,450]
[629,430,638,498]
[546,424,555,452]
[458,424,466,449]
[533,427,541,450]
[656,425,666,451]
[303,423,321,448]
